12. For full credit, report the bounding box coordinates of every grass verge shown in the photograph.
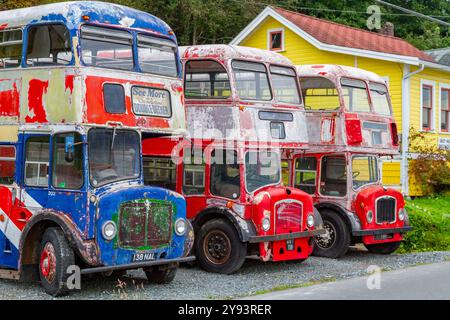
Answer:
[400,194,450,253]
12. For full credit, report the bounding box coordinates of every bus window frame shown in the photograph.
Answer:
[78,23,180,78]
[0,28,24,69]
[231,59,273,103]
[184,58,232,100]
[24,22,75,68]
[318,154,348,199]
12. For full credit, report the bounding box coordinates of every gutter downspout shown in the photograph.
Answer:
[401,63,425,196]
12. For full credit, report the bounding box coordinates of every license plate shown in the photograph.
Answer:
[375,234,393,241]
[286,239,295,251]
[131,252,156,263]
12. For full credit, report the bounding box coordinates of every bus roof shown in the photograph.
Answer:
[0,1,174,39]
[297,64,386,84]
[180,45,293,66]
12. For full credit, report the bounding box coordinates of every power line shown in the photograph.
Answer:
[375,0,450,26]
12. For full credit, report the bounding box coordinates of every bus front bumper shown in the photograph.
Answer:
[352,226,413,237]
[248,229,325,243]
[80,256,196,275]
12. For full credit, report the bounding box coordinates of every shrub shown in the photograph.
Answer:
[408,128,450,195]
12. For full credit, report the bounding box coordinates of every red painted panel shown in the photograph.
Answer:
[26,79,49,123]
[0,81,20,117]
[85,75,171,129]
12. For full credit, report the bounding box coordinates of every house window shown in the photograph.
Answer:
[441,88,450,132]
[422,84,433,131]
[269,30,283,51]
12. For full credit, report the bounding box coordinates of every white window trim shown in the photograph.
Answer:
[420,79,436,132]
[267,28,285,52]
[439,83,450,135]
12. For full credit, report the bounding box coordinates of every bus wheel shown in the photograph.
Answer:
[196,219,247,274]
[39,227,75,297]
[364,241,401,254]
[313,210,350,259]
[145,264,177,284]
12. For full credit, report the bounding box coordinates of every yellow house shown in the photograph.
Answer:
[230,6,450,196]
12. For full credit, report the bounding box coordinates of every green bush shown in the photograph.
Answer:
[399,195,450,253]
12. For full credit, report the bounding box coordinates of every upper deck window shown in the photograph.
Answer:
[137,34,177,77]
[300,77,340,111]
[185,60,231,99]
[26,24,72,66]
[0,29,22,69]
[232,61,271,101]
[369,82,392,116]
[270,66,301,104]
[81,25,133,71]
[341,78,370,113]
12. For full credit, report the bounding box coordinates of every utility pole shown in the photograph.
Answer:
[375,0,450,27]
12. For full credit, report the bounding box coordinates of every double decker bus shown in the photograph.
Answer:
[284,64,412,258]
[0,2,193,296]
[143,45,323,274]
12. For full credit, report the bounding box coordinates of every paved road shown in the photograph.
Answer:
[242,261,450,300]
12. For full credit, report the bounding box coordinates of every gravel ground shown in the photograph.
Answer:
[1,248,449,300]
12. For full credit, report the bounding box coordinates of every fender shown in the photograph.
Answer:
[19,209,101,279]
[315,202,362,232]
[192,206,257,243]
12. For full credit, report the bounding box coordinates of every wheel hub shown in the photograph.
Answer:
[203,230,232,265]
[315,221,336,249]
[40,242,57,283]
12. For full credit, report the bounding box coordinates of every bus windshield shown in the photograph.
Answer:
[88,129,140,187]
[370,82,392,115]
[352,155,379,189]
[137,34,178,77]
[232,60,272,101]
[245,151,281,193]
[81,25,134,71]
[270,65,301,104]
[341,78,371,113]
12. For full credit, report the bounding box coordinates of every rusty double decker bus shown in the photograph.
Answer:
[284,64,412,258]
[143,45,324,274]
[0,1,194,296]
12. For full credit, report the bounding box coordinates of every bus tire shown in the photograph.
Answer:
[39,227,75,297]
[145,265,177,284]
[196,219,247,274]
[313,210,350,259]
[364,241,401,254]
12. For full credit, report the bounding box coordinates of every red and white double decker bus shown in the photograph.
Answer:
[284,64,412,258]
[143,45,323,274]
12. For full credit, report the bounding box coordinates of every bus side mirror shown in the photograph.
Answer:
[65,136,75,163]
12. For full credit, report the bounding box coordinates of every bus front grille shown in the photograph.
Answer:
[118,200,172,248]
[376,196,396,224]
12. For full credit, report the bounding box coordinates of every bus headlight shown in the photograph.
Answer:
[366,210,374,223]
[102,221,117,241]
[306,214,315,228]
[262,218,271,231]
[175,218,187,236]
[398,208,406,221]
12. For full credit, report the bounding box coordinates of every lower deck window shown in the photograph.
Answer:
[320,156,347,197]
[183,148,205,195]
[210,149,240,199]
[294,157,317,195]
[52,133,84,189]
[143,157,177,191]
[0,146,16,185]
[25,137,50,187]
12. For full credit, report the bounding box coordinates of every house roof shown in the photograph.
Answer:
[426,47,450,67]
[272,7,434,62]
[230,6,440,66]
